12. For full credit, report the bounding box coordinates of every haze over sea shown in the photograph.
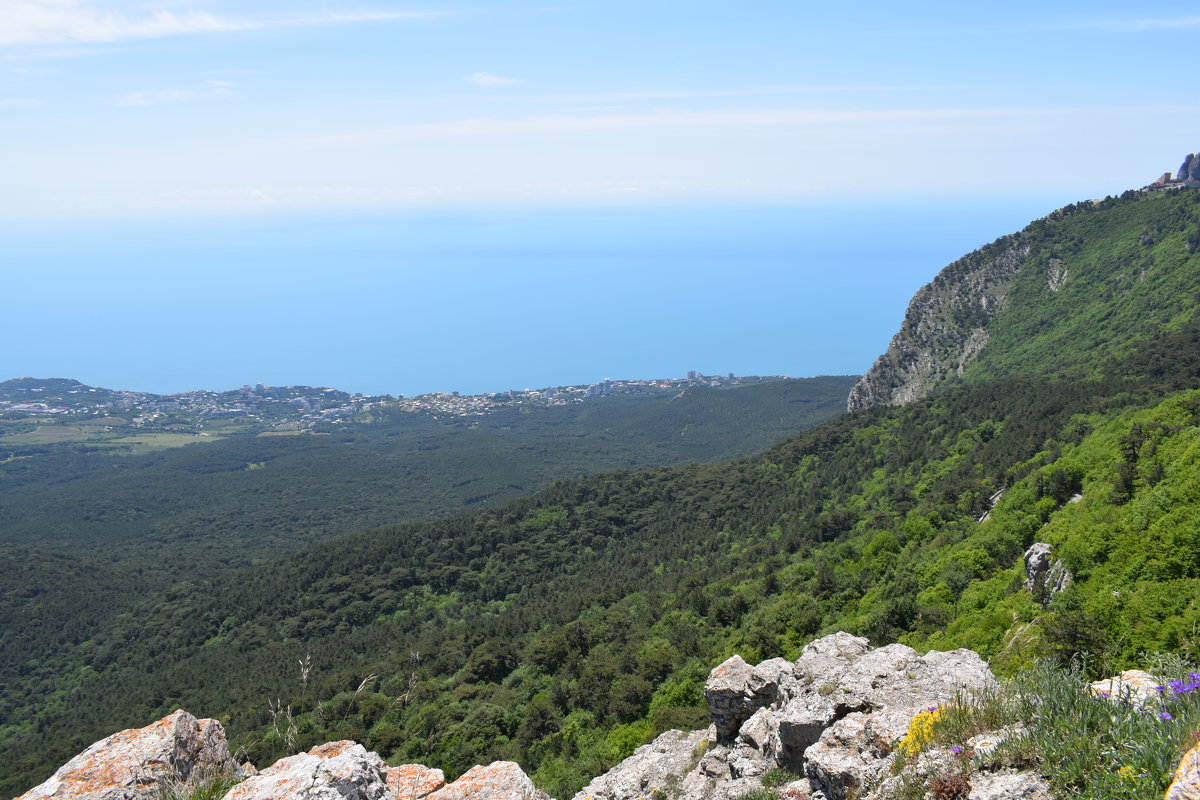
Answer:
[5,1,1198,396]
[4,196,1069,397]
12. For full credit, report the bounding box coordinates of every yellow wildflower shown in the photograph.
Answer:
[897,707,946,757]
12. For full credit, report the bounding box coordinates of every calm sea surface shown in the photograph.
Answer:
[2,196,1074,395]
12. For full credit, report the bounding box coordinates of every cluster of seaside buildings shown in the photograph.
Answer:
[1,372,785,432]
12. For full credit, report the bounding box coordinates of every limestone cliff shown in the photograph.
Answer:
[850,161,1200,413]
[847,233,1030,412]
[1178,152,1200,183]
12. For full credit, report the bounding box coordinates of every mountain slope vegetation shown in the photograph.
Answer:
[850,188,1200,409]
[0,377,855,581]
[0,377,856,792]
[5,188,1200,799]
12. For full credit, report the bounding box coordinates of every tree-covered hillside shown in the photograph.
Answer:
[851,188,1200,409]
[7,312,1200,798]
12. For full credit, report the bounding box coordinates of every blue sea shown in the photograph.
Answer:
[1,196,1076,396]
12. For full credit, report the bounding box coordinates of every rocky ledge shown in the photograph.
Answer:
[19,633,1200,800]
[16,711,547,800]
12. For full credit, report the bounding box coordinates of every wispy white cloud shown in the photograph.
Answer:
[527,85,944,104]
[306,104,1157,147]
[118,80,236,107]
[1065,15,1200,32]
[0,1,442,47]
[465,72,520,87]
[0,96,44,106]
[10,98,1197,218]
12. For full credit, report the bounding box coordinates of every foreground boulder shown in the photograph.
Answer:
[386,764,446,800]
[571,729,709,800]
[1169,739,1200,800]
[705,655,794,740]
[17,710,238,800]
[18,712,551,800]
[426,761,550,800]
[223,741,389,800]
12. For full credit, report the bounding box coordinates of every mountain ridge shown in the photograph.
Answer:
[850,187,1200,411]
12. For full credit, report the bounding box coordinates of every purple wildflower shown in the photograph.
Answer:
[1187,672,1200,681]
[1160,711,1175,720]
[927,706,938,713]
[951,745,963,755]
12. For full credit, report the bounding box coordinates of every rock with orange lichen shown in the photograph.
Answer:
[426,761,549,800]
[220,740,389,800]
[1168,740,1200,800]
[386,764,446,800]
[16,710,237,800]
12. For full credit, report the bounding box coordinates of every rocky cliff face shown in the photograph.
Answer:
[846,234,1030,412]
[1178,153,1200,183]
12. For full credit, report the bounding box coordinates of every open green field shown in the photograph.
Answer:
[0,425,93,444]
[0,425,223,452]
[105,432,224,452]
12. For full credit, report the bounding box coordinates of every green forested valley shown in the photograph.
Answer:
[5,188,1200,799]
[1,376,855,580]
[0,376,856,794]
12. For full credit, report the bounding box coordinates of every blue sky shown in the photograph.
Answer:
[2,2,1199,394]
[3,0,1199,216]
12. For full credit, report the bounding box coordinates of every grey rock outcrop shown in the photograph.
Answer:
[222,741,390,800]
[794,644,997,799]
[17,710,239,800]
[1089,669,1162,709]
[1179,153,1200,183]
[965,770,1054,800]
[847,236,1030,412]
[579,633,1006,800]
[705,655,794,741]
[571,729,708,800]
[1023,543,1071,605]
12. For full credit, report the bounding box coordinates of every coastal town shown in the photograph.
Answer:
[0,372,789,439]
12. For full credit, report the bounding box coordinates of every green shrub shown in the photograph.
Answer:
[760,768,800,788]
[156,771,242,800]
[927,658,1200,799]
[734,790,777,800]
